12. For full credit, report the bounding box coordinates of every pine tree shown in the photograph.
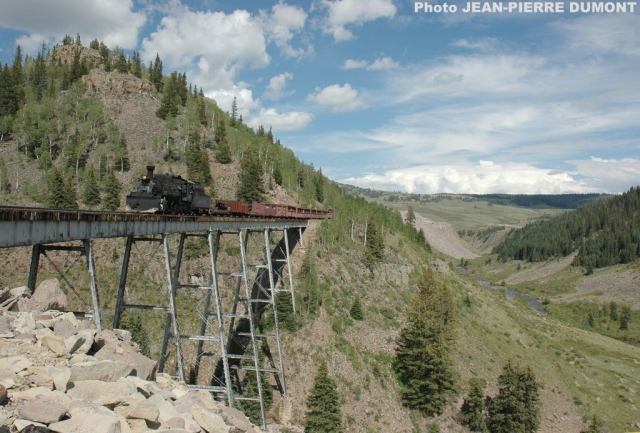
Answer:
[393,267,456,417]
[236,148,265,205]
[46,167,78,209]
[131,52,142,78]
[82,165,101,208]
[89,39,100,50]
[185,137,212,186]
[102,171,121,211]
[115,53,128,73]
[313,169,324,203]
[304,361,343,433]
[364,216,384,269]
[406,206,416,226]
[349,297,363,321]
[273,162,283,186]
[609,301,618,321]
[215,139,232,164]
[460,378,488,432]
[113,133,130,174]
[229,96,238,127]
[151,53,163,92]
[196,96,207,126]
[156,71,181,119]
[487,361,541,433]
[619,305,631,330]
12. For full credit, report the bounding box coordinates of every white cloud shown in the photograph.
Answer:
[307,83,368,112]
[0,0,145,50]
[553,14,640,57]
[207,86,311,132]
[260,2,310,58]
[206,87,261,120]
[342,59,368,69]
[340,162,600,194]
[248,108,313,131]
[571,157,640,193]
[264,72,294,100]
[342,56,399,70]
[452,38,499,52]
[141,5,269,90]
[319,0,397,42]
[15,34,52,56]
[367,56,399,70]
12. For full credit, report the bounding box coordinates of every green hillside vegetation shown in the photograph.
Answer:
[0,37,639,433]
[494,186,640,269]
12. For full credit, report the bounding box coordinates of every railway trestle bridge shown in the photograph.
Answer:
[0,206,310,430]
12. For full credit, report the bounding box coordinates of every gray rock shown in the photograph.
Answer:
[122,399,160,422]
[126,418,148,433]
[92,329,119,352]
[218,406,254,433]
[11,312,36,333]
[45,366,71,391]
[66,378,136,406]
[95,341,157,381]
[69,360,133,383]
[10,387,53,401]
[167,417,186,429]
[30,279,67,312]
[155,430,192,433]
[65,335,86,355]
[54,319,78,339]
[191,404,229,433]
[16,395,69,424]
[149,394,179,422]
[48,412,123,433]
[13,419,48,431]
[173,393,209,414]
[42,334,68,356]
[74,329,95,355]
[0,314,13,333]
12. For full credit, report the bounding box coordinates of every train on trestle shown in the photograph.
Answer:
[125,165,333,220]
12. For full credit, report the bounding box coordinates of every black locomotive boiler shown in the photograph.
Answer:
[126,165,211,214]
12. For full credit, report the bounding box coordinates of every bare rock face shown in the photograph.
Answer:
[27,279,67,313]
[0,306,263,433]
[95,341,157,381]
[16,395,68,424]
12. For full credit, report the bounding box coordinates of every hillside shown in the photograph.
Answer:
[0,40,639,433]
[494,186,640,269]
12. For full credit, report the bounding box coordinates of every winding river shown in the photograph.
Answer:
[477,280,548,315]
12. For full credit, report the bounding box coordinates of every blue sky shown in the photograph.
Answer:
[0,0,639,194]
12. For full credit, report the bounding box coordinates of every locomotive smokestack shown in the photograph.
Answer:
[146,165,155,179]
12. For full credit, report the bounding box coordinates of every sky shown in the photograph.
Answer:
[0,0,639,194]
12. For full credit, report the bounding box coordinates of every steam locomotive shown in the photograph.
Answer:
[126,166,333,219]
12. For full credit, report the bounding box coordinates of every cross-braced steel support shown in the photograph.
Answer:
[26,241,102,330]
[110,226,304,431]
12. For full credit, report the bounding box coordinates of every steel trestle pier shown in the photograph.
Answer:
[0,206,307,430]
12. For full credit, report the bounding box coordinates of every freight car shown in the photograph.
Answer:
[126,166,333,219]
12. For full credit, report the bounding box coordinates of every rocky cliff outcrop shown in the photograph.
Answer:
[0,280,262,433]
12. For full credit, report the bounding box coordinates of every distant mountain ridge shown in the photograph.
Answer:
[338,183,608,209]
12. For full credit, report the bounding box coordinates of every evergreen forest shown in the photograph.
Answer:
[494,186,640,269]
